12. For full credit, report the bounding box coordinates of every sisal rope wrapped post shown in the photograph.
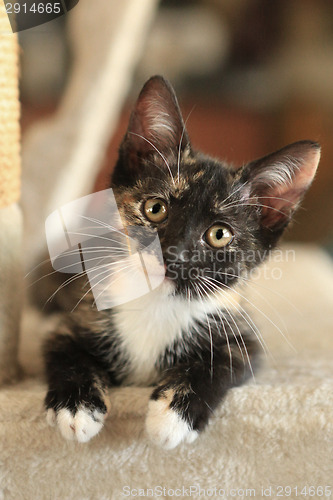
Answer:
[0,3,22,384]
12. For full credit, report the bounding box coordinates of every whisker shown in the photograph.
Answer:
[65,230,130,248]
[44,256,134,308]
[200,276,271,363]
[44,270,88,308]
[220,187,296,209]
[203,274,296,353]
[77,214,126,236]
[193,282,214,379]
[27,247,129,289]
[195,281,234,380]
[217,200,289,217]
[71,260,139,312]
[25,256,55,279]
[196,278,255,380]
[218,194,298,214]
[204,269,301,315]
[220,180,249,206]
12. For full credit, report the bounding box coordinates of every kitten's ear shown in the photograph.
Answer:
[120,75,189,172]
[240,141,320,230]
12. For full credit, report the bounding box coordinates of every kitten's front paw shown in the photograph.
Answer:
[46,405,108,443]
[145,389,198,450]
[45,387,110,443]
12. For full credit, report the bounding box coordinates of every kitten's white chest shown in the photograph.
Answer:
[112,284,210,385]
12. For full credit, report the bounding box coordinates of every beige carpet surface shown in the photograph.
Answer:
[1,245,333,500]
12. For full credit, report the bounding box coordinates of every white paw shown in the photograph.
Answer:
[47,406,107,443]
[145,393,198,450]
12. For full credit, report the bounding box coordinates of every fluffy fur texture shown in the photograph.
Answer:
[42,76,320,447]
[2,246,333,499]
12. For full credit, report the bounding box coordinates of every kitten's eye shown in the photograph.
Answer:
[205,224,233,248]
[143,198,168,223]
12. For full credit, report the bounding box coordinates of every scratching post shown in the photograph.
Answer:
[0,3,22,384]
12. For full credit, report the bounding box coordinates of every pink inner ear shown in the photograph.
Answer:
[260,188,304,228]
[256,146,320,229]
[137,96,178,148]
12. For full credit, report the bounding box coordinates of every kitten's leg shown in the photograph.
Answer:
[43,333,111,443]
[146,337,257,449]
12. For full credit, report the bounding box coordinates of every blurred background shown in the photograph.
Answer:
[19,0,333,252]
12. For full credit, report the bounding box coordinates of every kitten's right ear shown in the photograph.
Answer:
[240,140,320,232]
[114,76,189,182]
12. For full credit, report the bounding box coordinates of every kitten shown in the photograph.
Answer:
[43,75,320,448]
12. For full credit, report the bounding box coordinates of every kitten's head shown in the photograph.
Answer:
[111,76,320,299]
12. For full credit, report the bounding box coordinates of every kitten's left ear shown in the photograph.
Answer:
[240,140,320,230]
[120,75,190,174]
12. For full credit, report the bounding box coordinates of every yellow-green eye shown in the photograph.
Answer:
[205,224,233,248]
[143,198,168,223]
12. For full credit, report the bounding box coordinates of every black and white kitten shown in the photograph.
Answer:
[43,76,320,448]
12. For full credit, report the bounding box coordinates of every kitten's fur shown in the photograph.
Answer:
[43,76,320,448]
